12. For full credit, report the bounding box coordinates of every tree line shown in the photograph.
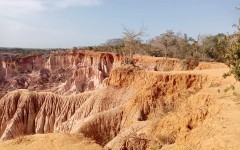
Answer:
[81,28,233,63]
[0,47,51,57]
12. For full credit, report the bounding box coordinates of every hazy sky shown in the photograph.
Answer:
[0,0,239,48]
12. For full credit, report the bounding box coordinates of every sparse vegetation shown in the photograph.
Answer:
[0,47,51,57]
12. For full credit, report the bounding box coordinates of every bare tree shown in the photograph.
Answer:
[104,38,124,47]
[150,30,177,58]
[122,25,146,63]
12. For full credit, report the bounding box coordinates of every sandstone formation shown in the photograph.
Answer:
[0,90,93,141]
[0,51,240,149]
[45,51,122,94]
[0,51,197,97]
[0,51,121,97]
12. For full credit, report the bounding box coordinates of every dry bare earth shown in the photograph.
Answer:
[0,133,103,150]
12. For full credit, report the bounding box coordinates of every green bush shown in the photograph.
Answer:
[223,29,240,81]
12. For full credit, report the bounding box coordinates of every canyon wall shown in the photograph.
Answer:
[0,62,239,149]
[0,54,43,75]
[0,51,122,94]
[45,51,123,93]
[0,50,197,95]
[18,54,44,72]
[0,55,6,79]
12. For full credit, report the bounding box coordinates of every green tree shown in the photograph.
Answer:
[223,17,240,81]
[201,33,228,62]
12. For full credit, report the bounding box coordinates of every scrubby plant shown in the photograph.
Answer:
[157,134,175,145]
[223,35,240,80]
[223,14,240,81]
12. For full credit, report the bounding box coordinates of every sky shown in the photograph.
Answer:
[0,0,239,48]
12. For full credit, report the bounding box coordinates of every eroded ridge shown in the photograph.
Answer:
[0,51,239,150]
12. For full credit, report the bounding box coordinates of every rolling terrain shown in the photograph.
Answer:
[0,50,239,149]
